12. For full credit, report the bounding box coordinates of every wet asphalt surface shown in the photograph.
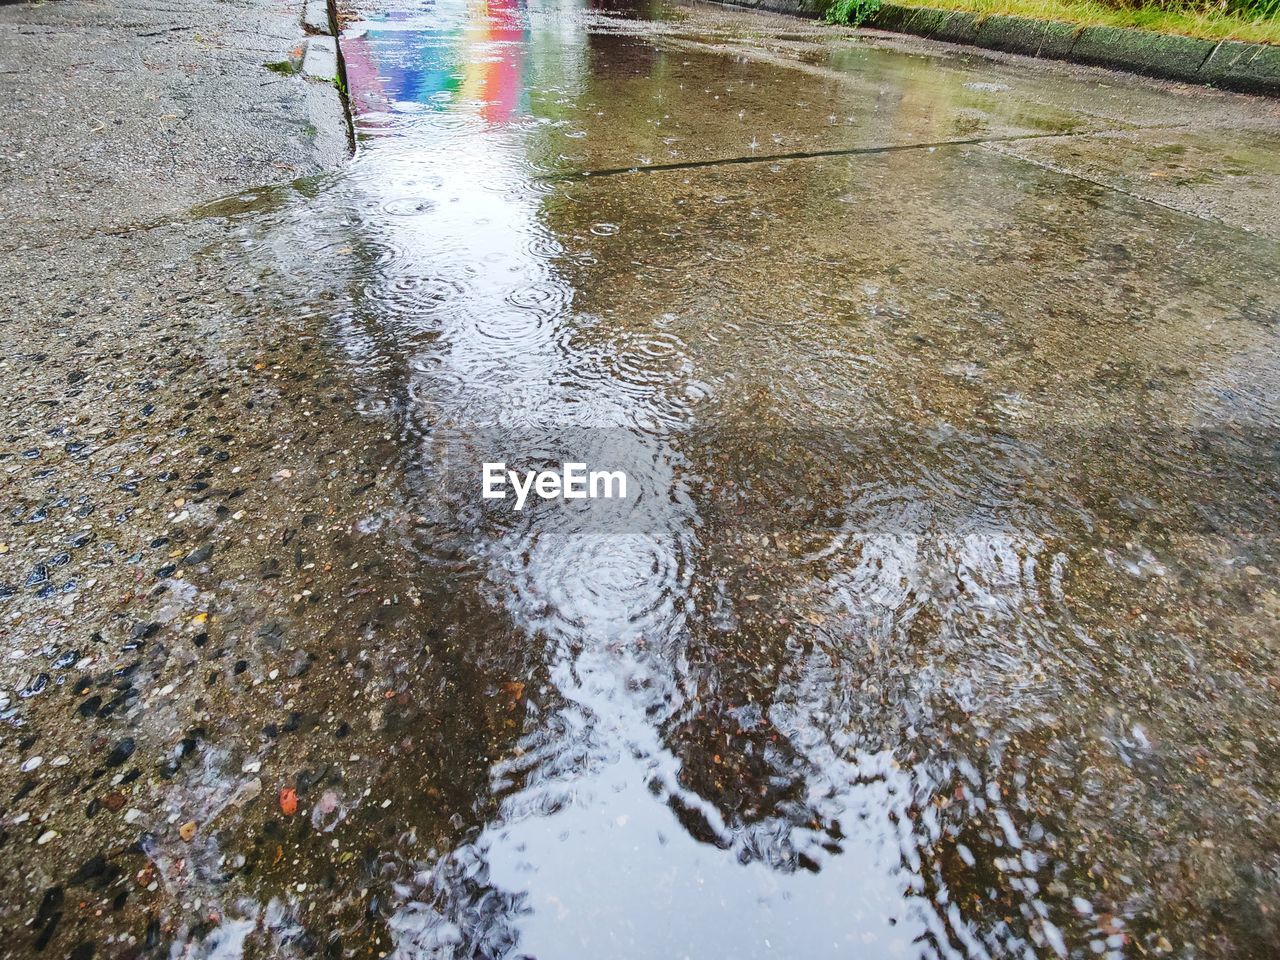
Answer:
[2,0,1280,958]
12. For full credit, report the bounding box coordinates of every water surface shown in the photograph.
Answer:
[207,1,1280,955]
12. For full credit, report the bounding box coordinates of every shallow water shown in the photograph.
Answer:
[198,1,1280,955]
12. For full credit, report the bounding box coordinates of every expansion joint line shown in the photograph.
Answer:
[540,123,1251,235]
[541,130,1097,181]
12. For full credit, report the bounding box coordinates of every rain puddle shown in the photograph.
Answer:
[172,0,1280,955]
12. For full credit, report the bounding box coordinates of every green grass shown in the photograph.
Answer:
[878,0,1280,43]
[826,0,883,25]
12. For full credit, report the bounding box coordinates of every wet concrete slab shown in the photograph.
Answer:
[989,124,1280,239]
[0,0,347,254]
[2,0,1280,958]
[338,1,1280,233]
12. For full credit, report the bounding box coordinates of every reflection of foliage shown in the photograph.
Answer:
[825,0,883,25]
[1235,0,1279,16]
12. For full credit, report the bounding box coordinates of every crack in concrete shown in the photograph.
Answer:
[539,125,1197,182]
[543,122,1260,236]
[539,131,1072,181]
[0,217,186,256]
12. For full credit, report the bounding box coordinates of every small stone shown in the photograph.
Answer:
[230,777,262,808]
[37,830,58,845]
[123,809,142,824]
[183,544,213,566]
[102,792,126,812]
[106,738,136,767]
[21,755,43,772]
[179,820,197,842]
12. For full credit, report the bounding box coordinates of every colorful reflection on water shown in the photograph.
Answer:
[343,0,530,124]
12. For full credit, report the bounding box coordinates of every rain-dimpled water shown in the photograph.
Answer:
[15,0,1280,957]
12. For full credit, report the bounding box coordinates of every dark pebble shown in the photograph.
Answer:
[183,544,213,566]
[33,913,61,951]
[20,674,50,698]
[70,854,108,885]
[105,738,136,767]
[35,886,63,926]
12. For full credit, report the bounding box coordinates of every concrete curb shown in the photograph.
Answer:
[717,0,1279,96]
[313,0,356,153]
[298,0,354,157]
[303,0,332,35]
[302,35,338,82]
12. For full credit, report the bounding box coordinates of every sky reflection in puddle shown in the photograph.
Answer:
[224,1,1280,956]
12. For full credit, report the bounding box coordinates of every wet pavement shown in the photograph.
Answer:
[2,0,1280,957]
[0,0,347,255]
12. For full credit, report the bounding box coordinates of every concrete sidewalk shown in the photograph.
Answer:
[0,0,347,254]
[0,5,364,954]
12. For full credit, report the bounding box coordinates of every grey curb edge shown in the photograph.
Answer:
[717,0,1279,96]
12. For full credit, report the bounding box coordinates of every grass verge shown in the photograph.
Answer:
[878,0,1280,43]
